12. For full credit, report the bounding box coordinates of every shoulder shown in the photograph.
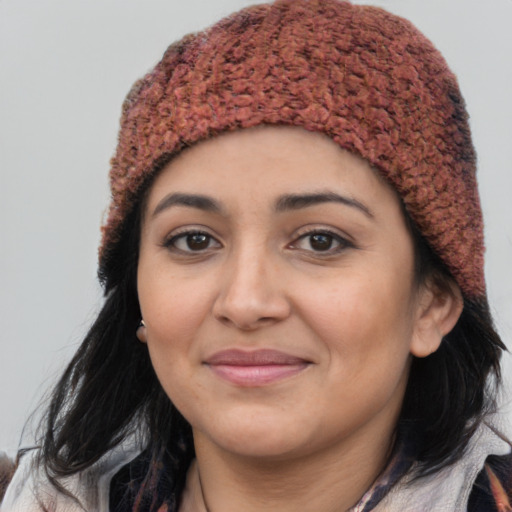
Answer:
[1,442,142,512]
[468,451,512,512]
[373,420,511,511]
[1,448,63,512]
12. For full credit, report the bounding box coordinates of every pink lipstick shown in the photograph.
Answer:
[204,349,310,386]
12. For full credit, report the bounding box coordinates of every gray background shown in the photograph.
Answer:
[1,0,511,455]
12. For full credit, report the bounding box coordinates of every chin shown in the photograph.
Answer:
[212,432,307,460]
[193,409,313,460]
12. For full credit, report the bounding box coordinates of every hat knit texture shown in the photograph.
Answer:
[100,0,484,298]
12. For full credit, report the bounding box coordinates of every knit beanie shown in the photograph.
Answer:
[99,0,484,298]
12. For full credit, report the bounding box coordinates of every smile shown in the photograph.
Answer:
[204,349,311,387]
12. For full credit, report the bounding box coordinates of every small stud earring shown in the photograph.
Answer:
[136,319,147,343]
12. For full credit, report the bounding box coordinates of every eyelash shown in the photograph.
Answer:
[163,229,221,254]
[291,228,353,255]
[162,228,353,256]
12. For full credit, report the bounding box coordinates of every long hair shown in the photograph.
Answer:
[36,189,505,507]
[37,200,193,509]
[399,216,505,475]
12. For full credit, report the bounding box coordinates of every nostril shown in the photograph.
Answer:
[215,311,281,331]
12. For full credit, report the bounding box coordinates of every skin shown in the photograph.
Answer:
[137,125,462,512]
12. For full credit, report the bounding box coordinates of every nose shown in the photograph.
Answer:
[212,247,291,331]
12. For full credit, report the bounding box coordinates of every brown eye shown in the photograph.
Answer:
[309,233,334,251]
[293,229,351,254]
[186,233,210,250]
[166,231,221,253]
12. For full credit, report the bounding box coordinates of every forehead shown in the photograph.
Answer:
[144,125,399,213]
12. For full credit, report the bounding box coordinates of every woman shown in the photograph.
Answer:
[2,0,511,510]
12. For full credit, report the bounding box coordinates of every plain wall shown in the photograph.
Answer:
[1,0,511,456]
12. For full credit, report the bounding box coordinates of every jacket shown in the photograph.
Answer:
[2,421,511,511]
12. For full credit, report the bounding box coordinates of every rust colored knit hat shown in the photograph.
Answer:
[100,0,485,298]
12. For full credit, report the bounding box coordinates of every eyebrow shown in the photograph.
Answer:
[275,192,374,218]
[151,191,374,219]
[152,193,223,217]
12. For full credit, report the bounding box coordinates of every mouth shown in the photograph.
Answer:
[204,349,311,387]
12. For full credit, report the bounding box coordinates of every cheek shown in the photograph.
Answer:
[138,263,214,337]
[298,272,415,436]
[141,296,204,415]
[137,269,212,383]
[295,266,416,375]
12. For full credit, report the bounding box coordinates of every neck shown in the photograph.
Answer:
[183,426,395,512]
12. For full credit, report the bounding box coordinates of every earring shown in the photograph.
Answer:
[136,319,147,343]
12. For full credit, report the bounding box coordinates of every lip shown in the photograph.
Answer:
[204,349,311,387]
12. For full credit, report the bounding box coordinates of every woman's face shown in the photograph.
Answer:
[137,126,434,461]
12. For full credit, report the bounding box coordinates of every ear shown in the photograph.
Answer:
[136,320,148,343]
[410,279,463,358]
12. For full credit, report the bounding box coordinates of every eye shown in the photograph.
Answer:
[165,231,221,253]
[293,229,352,254]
